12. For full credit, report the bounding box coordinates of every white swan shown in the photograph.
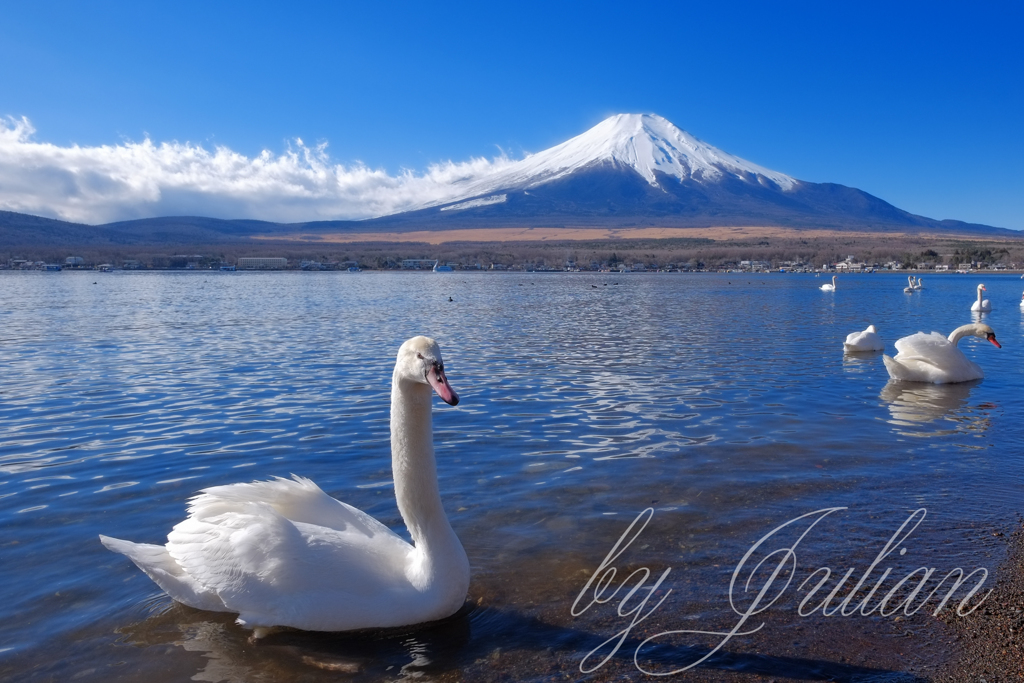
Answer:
[844,324,884,352]
[1019,291,1024,309]
[820,275,837,292]
[903,276,914,293]
[882,323,1001,383]
[914,277,924,290]
[971,284,991,312]
[100,336,469,635]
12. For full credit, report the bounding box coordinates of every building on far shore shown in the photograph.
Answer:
[401,259,438,269]
[238,257,288,270]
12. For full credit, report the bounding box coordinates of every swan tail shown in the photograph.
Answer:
[882,355,912,381]
[99,535,230,613]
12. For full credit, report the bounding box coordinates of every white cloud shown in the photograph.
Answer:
[0,116,517,224]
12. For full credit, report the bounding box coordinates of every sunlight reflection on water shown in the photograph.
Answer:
[1,270,1022,681]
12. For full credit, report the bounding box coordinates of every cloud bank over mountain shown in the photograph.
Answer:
[1,114,1013,235]
[0,116,517,224]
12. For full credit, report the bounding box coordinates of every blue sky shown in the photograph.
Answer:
[1,1,1022,228]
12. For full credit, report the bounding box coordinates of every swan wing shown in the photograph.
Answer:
[844,330,883,351]
[882,353,946,382]
[191,475,401,540]
[893,332,949,357]
[166,498,416,630]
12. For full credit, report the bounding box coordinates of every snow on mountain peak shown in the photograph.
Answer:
[583,114,796,190]
[440,114,796,205]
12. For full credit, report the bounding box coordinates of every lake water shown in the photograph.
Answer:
[1,270,1022,682]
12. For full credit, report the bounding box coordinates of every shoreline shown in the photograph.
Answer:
[7,226,1024,272]
[934,520,1024,681]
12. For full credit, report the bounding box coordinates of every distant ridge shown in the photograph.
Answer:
[0,114,1019,250]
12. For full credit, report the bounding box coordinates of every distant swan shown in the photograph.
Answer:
[820,275,837,292]
[882,323,1001,384]
[844,324,884,352]
[970,284,991,312]
[1021,291,1024,309]
[100,336,469,636]
[914,277,924,290]
[843,323,884,350]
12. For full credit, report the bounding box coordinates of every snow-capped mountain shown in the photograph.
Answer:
[361,113,1001,234]
[428,114,796,207]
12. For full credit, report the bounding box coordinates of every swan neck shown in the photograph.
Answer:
[947,324,975,346]
[390,374,454,551]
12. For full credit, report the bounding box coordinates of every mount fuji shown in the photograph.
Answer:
[349,113,1005,235]
[1,113,1012,250]
[424,113,798,204]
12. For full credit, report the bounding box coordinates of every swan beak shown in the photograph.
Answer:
[427,366,459,406]
[987,334,1001,348]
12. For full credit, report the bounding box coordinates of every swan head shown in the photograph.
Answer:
[975,324,1001,348]
[396,336,460,405]
[978,284,986,291]
[949,323,1001,348]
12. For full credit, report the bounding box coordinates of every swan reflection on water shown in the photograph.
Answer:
[114,599,931,683]
[971,310,990,324]
[879,380,991,436]
[841,348,883,375]
[117,601,475,683]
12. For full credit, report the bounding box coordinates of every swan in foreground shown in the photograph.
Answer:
[903,276,914,293]
[882,323,1001,383]
[971,284,991,312]
[844,324,884,352]
[1020,291,1024,308]
[820,275,837,292]
[100,336,469,635]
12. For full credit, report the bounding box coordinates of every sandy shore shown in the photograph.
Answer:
[252,225,990,245]
[933,521,1024,681]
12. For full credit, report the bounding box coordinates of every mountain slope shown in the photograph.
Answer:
[415,114,796,210]
[354,114,1013,235]
[1,113,1017,248]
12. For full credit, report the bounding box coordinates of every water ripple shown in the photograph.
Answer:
[1,271,1022,680]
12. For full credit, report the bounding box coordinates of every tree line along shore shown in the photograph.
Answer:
[3,233,1024,273]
